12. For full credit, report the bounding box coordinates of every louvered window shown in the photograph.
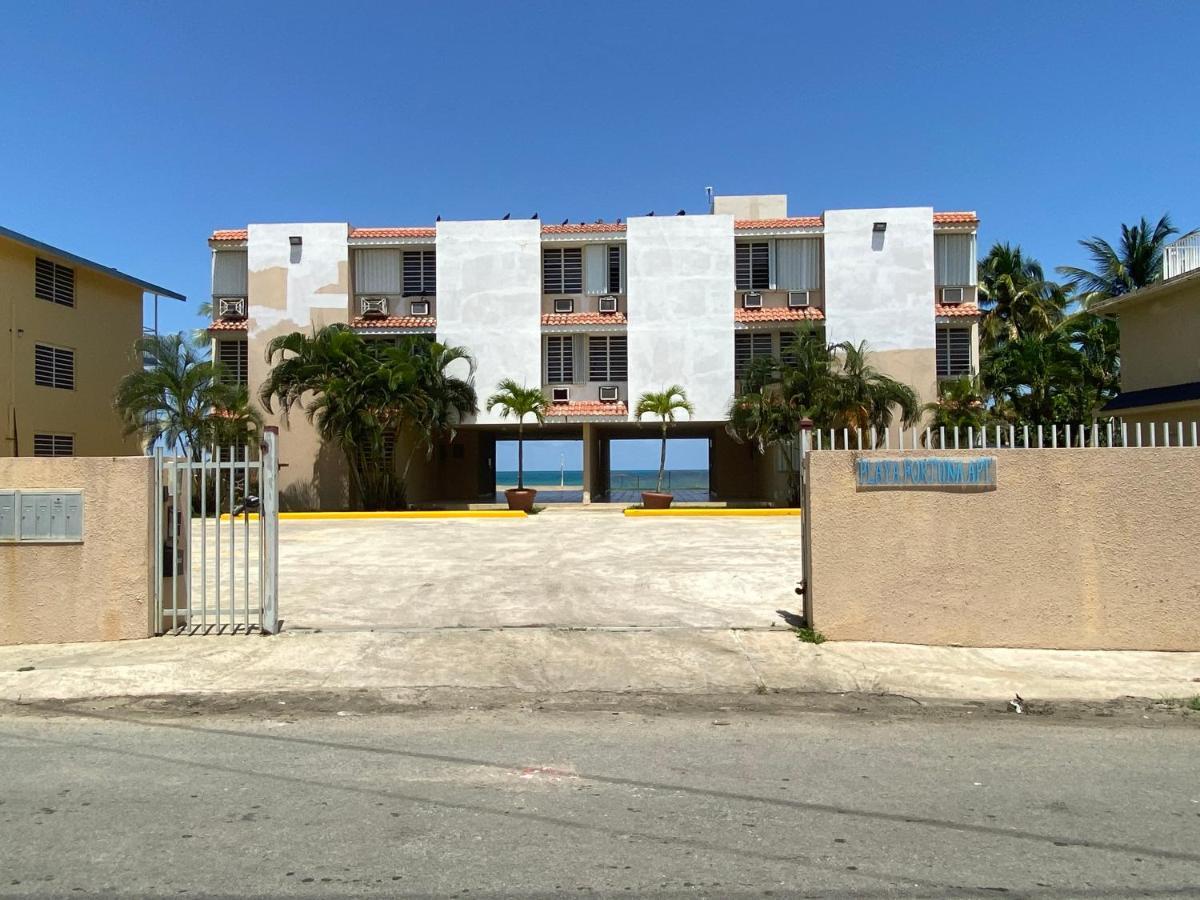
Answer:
[33,433,74,457]
[382,431,397,469]
[588,335,627,381]
[403,250,436,295]
[936,327,972,377]
[34,344,75,390]
[545,336,574,384]
[607,245,623,293]
[35,258,75,307]
[217,339,248,387]
[543,247,583,294]
[735,243,770,291]
[734,332,773,378]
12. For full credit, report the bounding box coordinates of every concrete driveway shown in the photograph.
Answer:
[279,510,802,631]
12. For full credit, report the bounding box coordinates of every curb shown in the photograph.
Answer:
[623,508,800,517]
[220,510,527,521]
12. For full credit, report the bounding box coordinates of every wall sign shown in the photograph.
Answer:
[856,457,996,491]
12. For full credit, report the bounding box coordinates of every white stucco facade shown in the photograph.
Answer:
[626,215,735,422]
[822,208,935,352]
[435,219,542,425]
[246,222,350,339]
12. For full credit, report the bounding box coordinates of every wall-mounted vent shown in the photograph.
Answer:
[786,291,810,309]
[360,297,389,318]
[551,386,571,403]
[598,385,620,402]
[409,300,431,316]
[940,286,965,305]
[741,291,763,309]
[553,297,574,314]
[217,296,246,319]
[598,295,618,313]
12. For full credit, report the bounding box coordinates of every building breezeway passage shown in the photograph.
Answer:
[277,513,801,632]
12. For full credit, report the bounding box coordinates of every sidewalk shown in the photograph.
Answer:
[2,628,1198,704]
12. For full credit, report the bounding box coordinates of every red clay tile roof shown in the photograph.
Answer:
[933,212,978,224]
[935,303,981,318]
[735,307,826,323]
[350,316,436,329]
[545,400,628,417]
[211,229,248,241]
[541,222,627,234]
[350,227,437,239]
[541,312,627,326]
[734,217,824,229]
[208,320,248,332]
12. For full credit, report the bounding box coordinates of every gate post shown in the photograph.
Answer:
[260,427,280,634]
[153,445,164,634]
[798,418,814,627]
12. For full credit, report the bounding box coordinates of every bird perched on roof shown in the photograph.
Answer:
[561,218,569,225]
[531,212,539,219]
[435,214,442,222]
[647,211,655,216]
[615,218,622,225]
[502,212,510,220]
[677,209,686,215]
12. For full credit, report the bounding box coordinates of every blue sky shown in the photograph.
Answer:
[3,1,1197,466]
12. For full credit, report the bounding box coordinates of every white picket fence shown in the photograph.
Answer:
[803,419,1200,453]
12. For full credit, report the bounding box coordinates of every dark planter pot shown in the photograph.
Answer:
[641,491,673,510]
[504,488,537,512]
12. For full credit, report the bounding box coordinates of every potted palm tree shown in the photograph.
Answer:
[634,385,694,509]
[486,379,548,512]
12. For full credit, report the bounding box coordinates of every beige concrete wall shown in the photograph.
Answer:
[870,347,938,416]
[1117,285,1200,391]
[807,449,1200,651]
[1,456,153,645]
[0,237,144,458]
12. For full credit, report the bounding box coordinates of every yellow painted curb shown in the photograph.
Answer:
[219,510,526,521]
[623,508,800,517]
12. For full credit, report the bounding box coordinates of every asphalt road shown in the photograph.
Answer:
[2,698,1199,898]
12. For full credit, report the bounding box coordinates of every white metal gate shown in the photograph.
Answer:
[153,430,279,635]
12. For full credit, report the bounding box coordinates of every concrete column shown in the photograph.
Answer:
[581,423,594,504]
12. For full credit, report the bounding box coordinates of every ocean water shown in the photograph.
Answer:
[497,469,709,490]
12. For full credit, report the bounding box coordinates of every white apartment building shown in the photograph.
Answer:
[208,194,979,508]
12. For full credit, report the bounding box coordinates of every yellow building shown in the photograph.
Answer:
[1,226,184,457]
[1096,231,1200,435]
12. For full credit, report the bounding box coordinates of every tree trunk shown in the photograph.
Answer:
[517,420,524,490]
[657,422,667,493]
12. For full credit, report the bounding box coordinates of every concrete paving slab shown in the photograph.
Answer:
[276,513,803,630]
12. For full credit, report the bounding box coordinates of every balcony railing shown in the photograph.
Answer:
[1163,230,1200,280]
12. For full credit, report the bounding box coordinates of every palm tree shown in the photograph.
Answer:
[977,243,1067,347]
[634,385,695,493]
[392,339,478,484]
[827,341,919,439]
[260,325,476,509]
[922,376,987,443]
[1058,215,1177,303]
[485,379,548,491]
[114,332,259,457]
[982,328,1080,426]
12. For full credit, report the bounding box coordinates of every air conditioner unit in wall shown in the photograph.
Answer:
[217,297,246,319]
[598,295,618,314]
[551,386,570,403]
[409,300,431,316]
[598,385,620,402]
[787,291,811,309]
[360,296,389,318]
[741,292,763,309]
[553,298,574,314]
[940,287,965,305]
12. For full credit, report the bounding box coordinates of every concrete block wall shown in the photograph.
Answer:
[806,449,1200,650]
